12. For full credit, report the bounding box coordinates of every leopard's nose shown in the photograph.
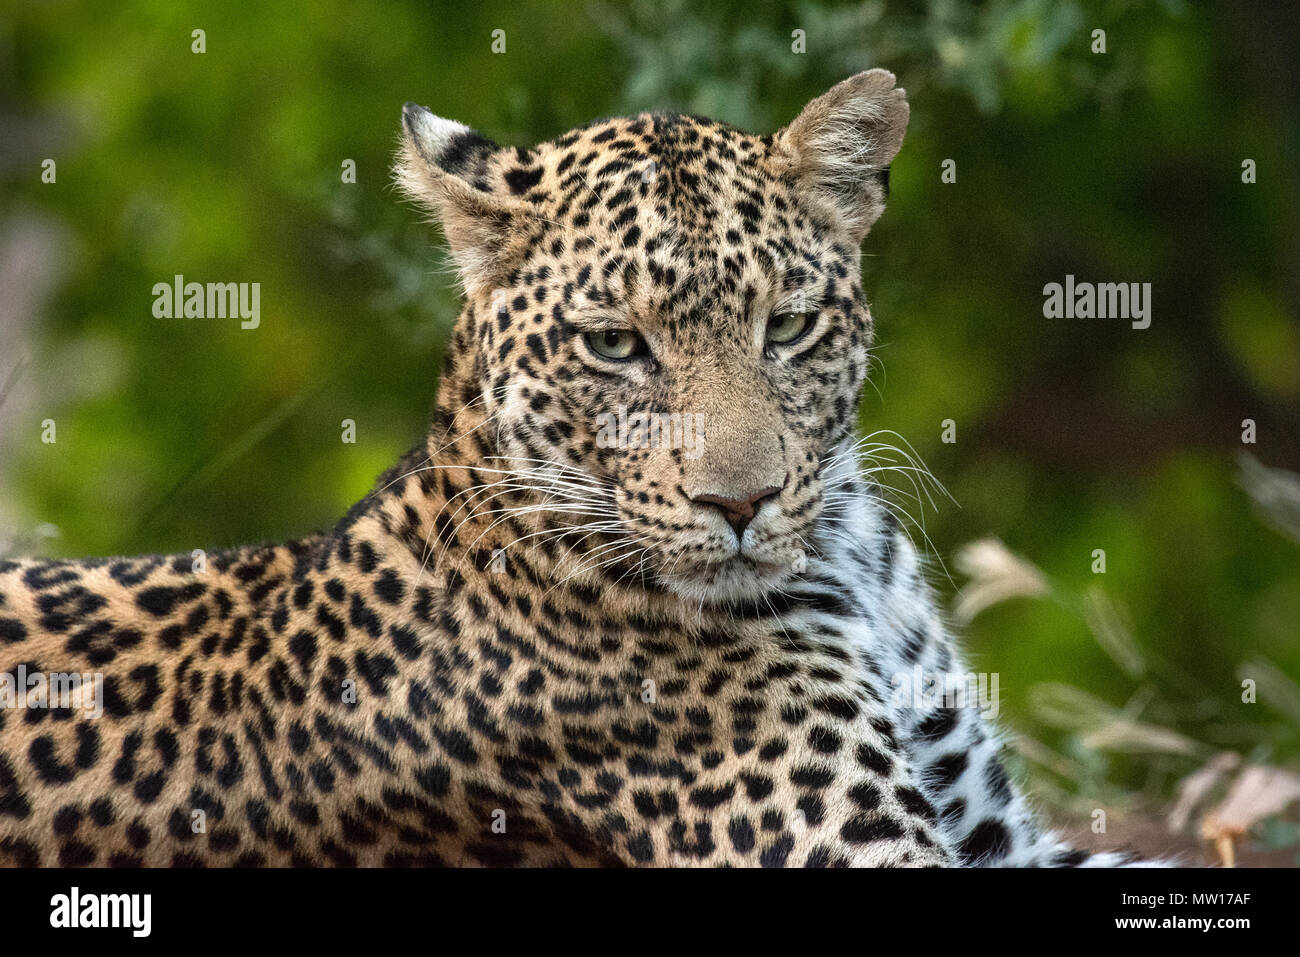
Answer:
[688,486,782,537]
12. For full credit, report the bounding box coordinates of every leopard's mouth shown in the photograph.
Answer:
[653,551,796,605]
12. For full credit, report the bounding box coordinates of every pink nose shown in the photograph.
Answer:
[688,486,782,536]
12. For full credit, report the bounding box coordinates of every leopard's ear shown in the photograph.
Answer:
[773,70,909,241]
[396,103,531,295]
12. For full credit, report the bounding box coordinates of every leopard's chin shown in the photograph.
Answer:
[654,554,796,607]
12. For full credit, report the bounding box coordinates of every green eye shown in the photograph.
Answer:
[585,329,645,361]
[765,311,813,346]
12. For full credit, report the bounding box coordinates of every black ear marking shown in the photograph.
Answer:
[881,165,891,198]
[440,131,499,178]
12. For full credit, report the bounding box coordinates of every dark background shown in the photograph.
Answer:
[2,0,1297,862]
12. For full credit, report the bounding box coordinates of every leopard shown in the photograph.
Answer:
[0,70,1158,867]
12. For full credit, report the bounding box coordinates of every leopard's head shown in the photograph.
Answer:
[397,71,909,604]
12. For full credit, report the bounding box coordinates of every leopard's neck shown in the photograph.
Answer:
[315,384,683,635]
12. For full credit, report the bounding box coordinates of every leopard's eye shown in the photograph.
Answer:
[765,311,813,347]
[584,329,645,361]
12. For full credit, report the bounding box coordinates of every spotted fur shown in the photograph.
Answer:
[0,72,1155,867]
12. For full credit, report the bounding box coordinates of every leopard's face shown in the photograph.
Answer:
[398,71,909,604]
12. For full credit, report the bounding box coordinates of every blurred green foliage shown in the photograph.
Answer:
[1,0,1297,817]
